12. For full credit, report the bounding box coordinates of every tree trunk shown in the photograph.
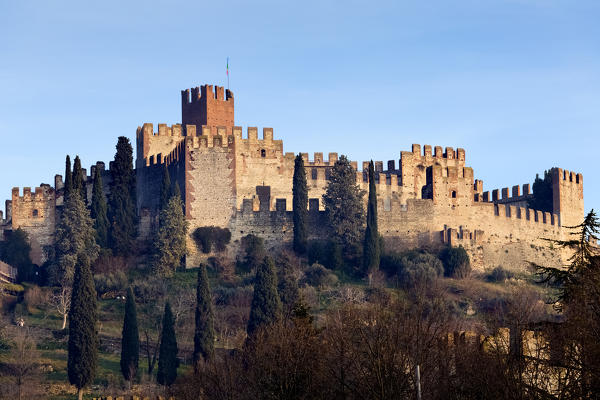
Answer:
[62,313,67,330]
[77,387,83,400]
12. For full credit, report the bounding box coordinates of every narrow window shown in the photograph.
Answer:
[32,209,39,217]
[451,191,457,198]
[261,149,266,158]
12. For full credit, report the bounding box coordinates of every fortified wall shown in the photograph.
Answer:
[134,84,584,270]
[0,82,584,273]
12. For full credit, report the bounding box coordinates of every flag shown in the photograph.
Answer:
[226,57,229,76]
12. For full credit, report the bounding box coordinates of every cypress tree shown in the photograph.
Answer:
[64,155,73,199]
[293,153,308,254]
[153,190,188,277]
[68,258,98,400]
[193,265,215,371]
[51,190,99,287]
[160,163,172,212]
[108,137,137,256]
[72,155,86,203]
[247,256,282,336]
[363,160,380,275]
[323,155,365,253]
[157,302,178,386]
[120,287,139,384]
[91,167,109,248]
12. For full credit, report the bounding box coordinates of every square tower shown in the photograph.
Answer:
[181,84,234,131]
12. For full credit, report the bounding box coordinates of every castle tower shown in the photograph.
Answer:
[551,167,584,228]
[181,84,234,131]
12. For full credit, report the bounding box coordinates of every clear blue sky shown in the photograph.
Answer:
[1,1,598,214]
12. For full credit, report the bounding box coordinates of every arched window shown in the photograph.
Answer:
[261,149,266,158]
[33,209,39,217]
[451,191,457,198]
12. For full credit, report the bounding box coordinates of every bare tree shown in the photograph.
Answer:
[50,285,71,330]
[2,327,41,400]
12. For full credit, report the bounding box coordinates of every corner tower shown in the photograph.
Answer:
[181,84,234,131]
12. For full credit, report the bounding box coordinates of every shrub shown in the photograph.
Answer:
[94,271,128,297]
[1,282,25,295]
[193,227,232,253]
[397,251,444,288]
[23,285,49,310]
[238,234,266,273]
[303,264,338,287]
[133,276,168,303]
[487,266,514,283]
[307,240,343,270]
[380,252,404,276]
[439,245,471,278]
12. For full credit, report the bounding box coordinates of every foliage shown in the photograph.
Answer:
[133,276,168,304]
[527,170,553,213]
[160,163,172,212]
[93,271,128,297]
[193,265,215,368]
[50,193,99,287]
[239,234,266,273]
[293,153,308,254]
[90,166,109,248]
[153,194,189,277]
[193,226,231,254]
[303,263,339,287]
[247,257,282,336]
[64,155,73,199]
[108,136,137,256]
[363,160,380,275]
[157,302,179,386]
[307,240,343,270]
[72,155,86,202]
[120,287,139,382]
[68,260,98,396]
[322,155,365,253]
[0,228,35,283]
[276,255,300,319]
[439,245,471,278]
[486,266,514,283]
[393,251,444,288]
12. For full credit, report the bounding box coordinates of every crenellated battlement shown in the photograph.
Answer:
[478,183,532,203]
[181,84,233,104]
[12,185,55,202]
[403,143,466,162]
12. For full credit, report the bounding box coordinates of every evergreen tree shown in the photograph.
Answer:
[64,155,73,200]
[293,154,308,254]
[152,191,188,277]
[0,228,34,283]
[51,191,99,287]
[157,302,178,386]
[363,160,380,275]
[193,265,215,370]
[108,136,137,256]
[90,167,109,248]
[247,256,282,336]
[160,163,172,212]
[120,287,139,384]
[68,259,98,400]
[72,155,86,203]
[322,155,365,252]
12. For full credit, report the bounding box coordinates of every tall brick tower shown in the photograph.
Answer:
[181,84,234,131]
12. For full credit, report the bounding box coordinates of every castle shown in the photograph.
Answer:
[0,83,584,271]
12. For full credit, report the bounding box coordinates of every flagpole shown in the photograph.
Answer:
[227,57,229,90]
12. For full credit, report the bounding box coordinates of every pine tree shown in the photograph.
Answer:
[51,191,99,287]
[160,163,172,212]
[322,155,365,252]
[247,256,282,336]
[363,160,380,275]
[193,265,215,371]
[64,155,73,200]
[68,259,98,400]
[120,287,139,384]
[72,155,86,203]
[153,191,188,277]
[108,136,137,256]
[293,153,308,254]
[91,167,109,248]
[157,302,178,386]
